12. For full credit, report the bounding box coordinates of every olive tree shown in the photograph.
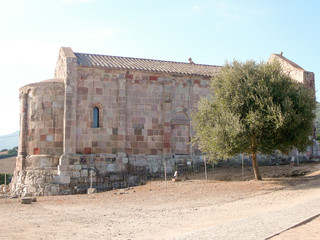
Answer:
[192,60,316,180]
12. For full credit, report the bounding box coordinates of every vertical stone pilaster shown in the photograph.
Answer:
[18,92,28,157]
[55,47,78,155]
[16,92,28,171]
[162,83,173,157]
[188,77,193,157]
[117,76,127,153]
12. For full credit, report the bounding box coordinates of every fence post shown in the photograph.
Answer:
[164,158,167,189]
[204,158,208,181]
[4,174,7,203]
[90,170,93,189]
[242,154,244,176]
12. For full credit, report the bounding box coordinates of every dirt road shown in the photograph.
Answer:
[1,164,320,240]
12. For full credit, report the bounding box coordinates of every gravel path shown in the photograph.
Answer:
[1,165,320,240]
[177,179,320,240]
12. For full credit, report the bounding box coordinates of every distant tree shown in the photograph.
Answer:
[192,60,316,180]
[7,148,17,155]
[0,146,18,159]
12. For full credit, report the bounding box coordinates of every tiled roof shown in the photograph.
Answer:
[74,52,220,77]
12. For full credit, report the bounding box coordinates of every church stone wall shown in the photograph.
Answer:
[268,53,315,91]
[11,79,65,197]
[18,80,65,160]
[303,71,315,90]
[75,66,211,163]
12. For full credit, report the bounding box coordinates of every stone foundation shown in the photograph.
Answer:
[10,146,320,197]
[10,153,205,196]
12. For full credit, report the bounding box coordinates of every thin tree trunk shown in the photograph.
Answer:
[251,135,262,180]
[251,151,262,180]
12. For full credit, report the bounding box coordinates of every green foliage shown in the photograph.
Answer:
[192,60,316,162]
[0,149,8,152]
[0,173,12,185]
[0,146,18,159]
[7,148,17,155]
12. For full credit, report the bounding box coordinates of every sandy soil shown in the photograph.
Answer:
[1,163,320,240]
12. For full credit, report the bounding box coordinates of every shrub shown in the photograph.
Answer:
[0,173,12,185]
[0,147,18,159]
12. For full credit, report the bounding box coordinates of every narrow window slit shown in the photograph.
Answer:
[93,107,99,128]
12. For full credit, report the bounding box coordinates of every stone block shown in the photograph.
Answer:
[122,158,128,164]
[58,164,68,171]
[117,152,127,158]
[110,174,123,181]
[39,157,53,168]
[82,164,88,169]
[72,171,81,178]
[21,197,32,204]
[59,172,71,184]
[59,155,69,165]
[106,164,116,172]
[28,186,37,193]
[34,148,40,155]
[128,175,140,186]
[46,135,53,142]
[50,185,60,195]
[68,165,75,170]
[36,178,45,185]
[158,77,171,82]
[24,176,34,185]
[74,164,82,170]
[53,175,60,184]
[200,80,209,86]
[81,170,88,177]
[52,102,63,108]
[59,175,70,184]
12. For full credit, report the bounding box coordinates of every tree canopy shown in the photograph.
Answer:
[192,60,316,180]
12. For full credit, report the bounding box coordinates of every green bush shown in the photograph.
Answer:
[0,173,12,185]
[7,148,17,155]
[0,146,18,159]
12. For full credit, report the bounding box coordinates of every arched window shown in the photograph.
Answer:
[93,107,99,128]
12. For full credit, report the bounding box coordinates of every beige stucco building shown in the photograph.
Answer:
[11,48,316,196]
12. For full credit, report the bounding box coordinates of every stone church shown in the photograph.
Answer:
[11,47,315,196]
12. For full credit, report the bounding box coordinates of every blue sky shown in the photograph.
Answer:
[0,0,319,135]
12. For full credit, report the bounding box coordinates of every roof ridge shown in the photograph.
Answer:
[74,52,220,67]
[273,53,304,71]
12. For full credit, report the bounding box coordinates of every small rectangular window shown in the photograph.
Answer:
[93,107,99,128]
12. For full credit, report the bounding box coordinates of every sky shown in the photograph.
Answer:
[0,0,319,136]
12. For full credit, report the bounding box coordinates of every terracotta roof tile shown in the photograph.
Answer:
[74,52,220,77]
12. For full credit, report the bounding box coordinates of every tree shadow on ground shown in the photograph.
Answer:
[161,163,320,191]
[262,174,320,192]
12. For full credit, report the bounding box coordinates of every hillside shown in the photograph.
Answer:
[0,130,19,150]
[0,156,15,174]
[0,147,17,174]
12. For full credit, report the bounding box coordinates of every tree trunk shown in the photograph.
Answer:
[251,151,262,180]
[251,135,262,180]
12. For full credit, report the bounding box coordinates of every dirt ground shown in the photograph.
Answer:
[1,163,320,239]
